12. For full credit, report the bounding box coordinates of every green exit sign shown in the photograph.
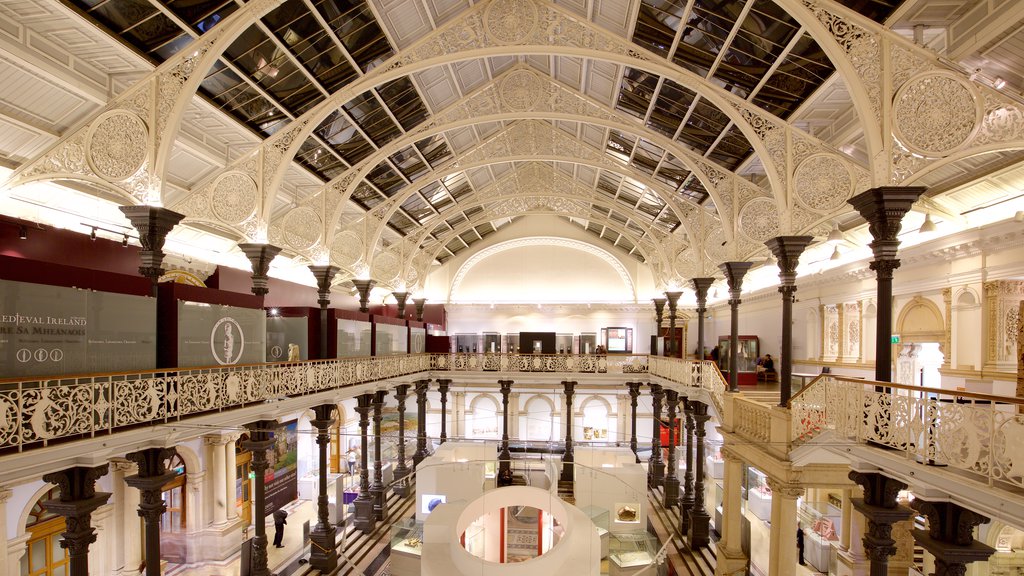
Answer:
[891,335,901,344]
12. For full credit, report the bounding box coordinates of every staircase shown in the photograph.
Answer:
[739,388,781,405]
[557,479,575,504]
[647,485,718,576]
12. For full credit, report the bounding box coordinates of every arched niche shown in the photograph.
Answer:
[895,296,946,344]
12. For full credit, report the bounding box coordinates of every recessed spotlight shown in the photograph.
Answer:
[19,225,27,240]
[994,77,1007,89]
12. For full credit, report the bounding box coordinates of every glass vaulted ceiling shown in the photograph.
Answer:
[67,0,903,264]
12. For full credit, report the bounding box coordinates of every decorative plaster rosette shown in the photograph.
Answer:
[484,0,538,45]
[87,111,148,181]
[703,228,727,265]
[738,198,780,243]
[371,252,401,283]
[892,72,981,157]
[281,206,322,251]
[211,172,258,225]
[500,69,545,112]
[794,154,853,213]
[331,230,364,267]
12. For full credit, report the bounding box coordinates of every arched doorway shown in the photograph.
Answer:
[20,487,67,576]
[157,453,187,565]
[236,435,253,526]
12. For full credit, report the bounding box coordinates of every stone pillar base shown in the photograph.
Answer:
[560,461,574,483]
[834,548,869,576]
[648,462,665,488]
[353,499,376,534]
[190,518,246,563]
[714,546,748,576]
[370,486,387,522]
[308,525,338,572]
[688,511,711,548]
[662,478,679,508]
[392,468,412,498]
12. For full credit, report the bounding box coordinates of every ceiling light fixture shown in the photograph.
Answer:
[90,227,97,241]
[994,77,1007,89]
[830,245,842,261]
[827,222,844,243]
[1015,211,1024,223]
[919,213,937,233]
[122,234,129,247]
[19,225,28,240]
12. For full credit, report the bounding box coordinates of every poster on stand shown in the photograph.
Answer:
[266,420,298,514]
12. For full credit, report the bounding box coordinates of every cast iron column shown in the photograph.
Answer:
[241,420,278,576]
[691,278,714,362]
[648,383,665,488]
[352,279,376,313]
[679,399,696,532]
[910,499,994,575]
[393,384,412,496]
[309,265,339,360]
[413,298,427,322]
[719,262,753,392]
[561,380,576,483]
[413,379,430,465]
[437,378,451,444]
[42,465,111,576]
[687,401,711,547]
[766,236,814,406]
[352,394,376,533]
[309,404,338,571]
[652,298,666,355]
[238,243,283,296]
[125,448,177,576]
[665,291,682,358]
[370,390,387,522]
[848,471,914,576]
[498,379,514,485]
[392,291,409,319]
[848,186,927,382]
[662,390,680,507]
[119,206,185,296]
[627,382,642,463]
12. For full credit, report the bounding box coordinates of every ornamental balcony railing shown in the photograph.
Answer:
[428,352,650,373]
[791,375,1024,489]
[647,358,727,414]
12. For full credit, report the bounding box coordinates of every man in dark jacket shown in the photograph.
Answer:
[273,509,288,548]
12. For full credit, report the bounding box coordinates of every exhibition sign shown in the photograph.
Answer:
[266,420,299,514]
[266,316,308,361]
[0,279,156,377]
[177,301,265,367]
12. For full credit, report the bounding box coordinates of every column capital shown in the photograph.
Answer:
[310,403,337,428]
[766,478,804,499]
[652,298,666,324]
[42,464,109,501]
[351,279,376,313]
[436,378,451,393]
[765,236,815,286]
[412,298,427,322]
[242,419,279,450]
[848,471,906,508]
[394,383,411,401]
[125,447,176,478]
[238,243,283,296]
[560,380,575,395]
[308,265,340,309]
[0,486,11,503]
[202,433,235,447]
[664,291,682,314]
[690,277,715,304]
[719,262,753,299]
[847,186,928,258]
[109,457,136,473]
[392,291,409,318]
[649,382,664,397]
[500,379,514,395]
[118,205,185,281]
[626,382,642,400]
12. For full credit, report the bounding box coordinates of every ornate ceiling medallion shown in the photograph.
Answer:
[484,0,539,45]
[281,206,322,251]
[892,72,982,157]
[211,172,258,225]
[87,111,148,182]
[794,154,854,213]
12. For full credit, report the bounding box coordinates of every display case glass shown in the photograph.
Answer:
[483,332,501,353]
[579,333,597,354]
[800,500,841,573]
[582,506,609,532]
[745,467,771,521]
[718,335,760,385]
[506,333,520,353]
[556,333,573,354]
[609,532,656,570]
[601,327,633,353]
[391,518,424,556]
[454,333,478,353]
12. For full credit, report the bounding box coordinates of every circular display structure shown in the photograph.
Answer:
[462,505,562,563]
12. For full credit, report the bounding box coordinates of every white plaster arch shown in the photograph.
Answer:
[173,444,201,475]
[578,394,613,417]
[955,286,981,307]
[448,237,637,304]
[16,482,57,538]
[467,393,500,414]
[522,394,557,416]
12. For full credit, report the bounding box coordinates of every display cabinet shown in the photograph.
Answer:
[609,532,660,576]
[390,518,424,576]
[705,443,724,479]
[556,333,573,354]
[718,335,760,386]
[579,333,597,354]
[799,500,841,573]
[745,467,771,521]
[454,333,478,353]
[506,333,520,354]
[483,332,501,354]
[581,506,610,558]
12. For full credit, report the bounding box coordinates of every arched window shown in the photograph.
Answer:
[22,486,68,576]
[160,453,186,533]
[236,435,253,525]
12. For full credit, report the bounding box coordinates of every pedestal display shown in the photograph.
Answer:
[581,506,610,558]
[572,452,646,536]
[391,518,425,576]
[415,452,486,523]
[746,468,772,521]
[608,532,658,576]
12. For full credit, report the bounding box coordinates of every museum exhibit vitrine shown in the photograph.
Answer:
[718,335,760,386]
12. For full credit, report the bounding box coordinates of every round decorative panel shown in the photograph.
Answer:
[281,206,322,251]
[704,228,727,264]
[794,154,853,212]
[371,252,401,282]
[500,69,544,112]
[331,231,363,267]
[484,0,538,45]
[738,198,780,243]
[893,73,980,157]
[211,172,258,225]
[87,111,148,181]
[673,248,696,280]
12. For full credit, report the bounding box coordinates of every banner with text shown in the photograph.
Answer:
[0,279,156,377]
[177,301,265,367]
[266,420,298,514]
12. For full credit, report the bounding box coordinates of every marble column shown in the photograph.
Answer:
[497,380,514,485]
[353,394,376,533]
[120,463,142,575]
[124,448,177,576]
[687,401,711,547]
[767,480,803,576]
[713,451,747,576]
[308,265,339,359]
[691,278,714,361]
[665,291,682,358]
[42,465,111,576]
[437,378,451,444]
[203,435,229,526]
[413,379,430,465]
[662,390,680,507]
[627,382,642,463]
[679,399,695,533]
[766,236,814,406]
[848,471,913,576]
[719,262,753,392]
[241,420,278,576]
[238,243,283,296]
[910,499,994,575]
[561,380,576,483]
[225,435,240,523]
[393,384,412,497]
[370,390,388,522]
[648,383,665,488]
[652,298,666,354]
[309,403,338,572]
[848,186,927,382]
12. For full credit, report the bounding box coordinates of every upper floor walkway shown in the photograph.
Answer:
[2,352,1023,528]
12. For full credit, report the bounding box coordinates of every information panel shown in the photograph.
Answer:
[177,301,265,367]
[266,420,298,514]
[266,316,308,362]
[0,279,156,377]
[337,319,371,358]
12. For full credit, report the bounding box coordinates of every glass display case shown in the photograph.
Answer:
[609,532,661,576]
[705,443,724,479]
[579,333,597,354]
[745,467,771,521]
[800,500,841,573]
[718,335,760,386]
[506,333,520,354]
[556,333,573,354]
[581,506,610,558]
[483,332,501,354]
[454,333,478,353]
[391,518,424,556]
